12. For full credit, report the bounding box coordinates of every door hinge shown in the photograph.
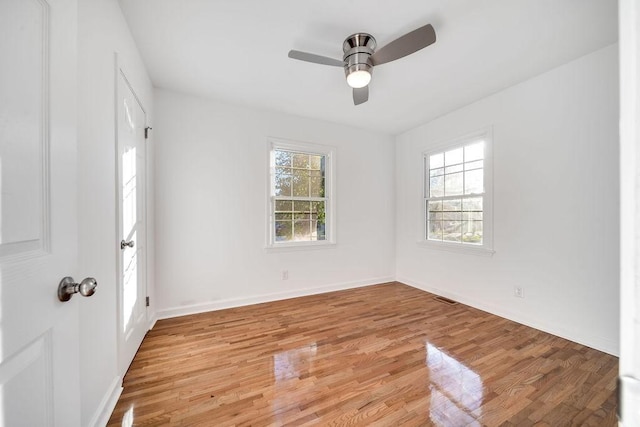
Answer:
[144,126,152,140]
[145,296,150,307]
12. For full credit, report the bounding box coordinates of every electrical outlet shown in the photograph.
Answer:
[514,286,524,298]
[282,270,289,280]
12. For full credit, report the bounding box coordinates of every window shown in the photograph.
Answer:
[424,131,493,253]
[268,139,334,247]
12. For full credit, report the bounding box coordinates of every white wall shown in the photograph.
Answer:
[395,44,619,355]
[153,89,395,317]
[77,0,154,425]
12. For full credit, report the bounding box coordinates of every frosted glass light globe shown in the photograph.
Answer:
[346,70,371,88]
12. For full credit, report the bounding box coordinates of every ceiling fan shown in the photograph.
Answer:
[288,23,437,106]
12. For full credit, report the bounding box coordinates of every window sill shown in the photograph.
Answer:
[416,240,495,257]
[265,241,337,253]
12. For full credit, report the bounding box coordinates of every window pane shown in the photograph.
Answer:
[463,211,483,221]
[315,202,326,241]
[428,220,443,241]
[292,170,309,197]
[275,169,292,197]
[462,220,483,244]
[310,177,324,197]
[293,200,310,213]
[428,211,442,222]
[294,220,311,240]
[443,211,461,221]
[427,200,442,212]
[275,200,292,212]
[430,153,444,169]
[310,201,324,213]
[314,222,325,240]
[275,213,292,221]
[430,176,444,197]
[293,153,309,169]
[464,141,484,162]
[465,160,483,171]
[445,164,463,174]
[462,197,482,211]
[443,199,462,211]
[442,220,462,242]
[445,148,463,166]
[444,172,463,196]
[310,155,322,170]
[430,167,444,177]
[275,150,291,166]
[464,169,484,195]
[275,221,292,241]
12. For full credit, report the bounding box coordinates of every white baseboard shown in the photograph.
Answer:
[397,276,619,357]
[147,313,158,330]
[89,375,123,427]
[156,276,395,320]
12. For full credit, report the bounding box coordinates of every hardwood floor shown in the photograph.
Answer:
[107,282,618,426]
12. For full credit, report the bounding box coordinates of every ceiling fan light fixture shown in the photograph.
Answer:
[346,70,371,88]
[343,33,376,90]
[287,24,437,105]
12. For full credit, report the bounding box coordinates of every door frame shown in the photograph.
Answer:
[114,53,149,378]
[619,0,640,425]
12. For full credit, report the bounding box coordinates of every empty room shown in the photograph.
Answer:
[3,0,640,426]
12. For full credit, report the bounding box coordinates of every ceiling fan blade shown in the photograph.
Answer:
[288,50,343,67]
[370,23,436,66]
[353,86,369,105]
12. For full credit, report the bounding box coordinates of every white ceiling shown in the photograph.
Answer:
[118,0,617,135]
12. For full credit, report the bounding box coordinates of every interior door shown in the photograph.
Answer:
[116,68,148,375]
[0,0,81,425]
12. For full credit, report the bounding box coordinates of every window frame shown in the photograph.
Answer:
[266,138,336,250]
[420,129,494,256]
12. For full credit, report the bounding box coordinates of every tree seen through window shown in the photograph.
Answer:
[273,150,326,242]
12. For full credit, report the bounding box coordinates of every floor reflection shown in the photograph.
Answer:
[426,342,483,425]
[271,343,319,422]
[273,343,317,381]
[121,405,133,427]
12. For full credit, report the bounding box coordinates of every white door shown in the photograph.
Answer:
[0,0,81,425]
[116,68,148,375]
[619,0,640,425]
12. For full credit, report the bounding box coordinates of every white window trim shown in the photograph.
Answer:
[418,128,495,256]
[265,137,337,251]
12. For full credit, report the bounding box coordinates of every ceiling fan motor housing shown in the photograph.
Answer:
[343,33,376,81]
